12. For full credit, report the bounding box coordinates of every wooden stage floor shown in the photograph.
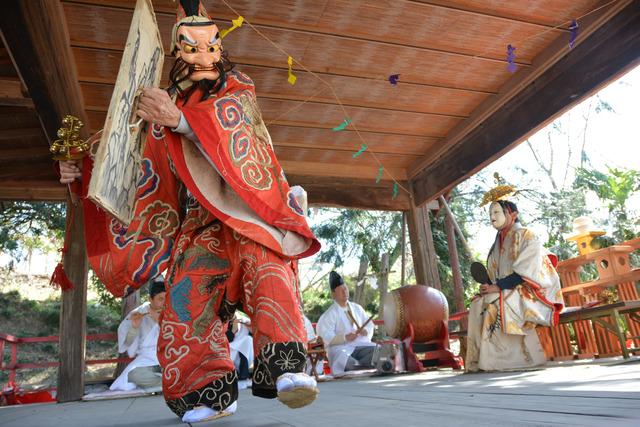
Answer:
[1,357,639,427]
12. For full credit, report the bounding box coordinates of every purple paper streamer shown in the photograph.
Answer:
[506,44,517,73]
[388,74,400,85]
[569,20,579,49]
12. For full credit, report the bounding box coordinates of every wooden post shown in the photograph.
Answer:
[400,212,407,287]
[407,206,426,286]
[445,213,465,312]
[407,201,441,289]
[57,196,88,402]
[378,253,390,319]
[354,257,369,306]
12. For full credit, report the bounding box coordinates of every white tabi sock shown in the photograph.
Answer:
[181,401,238,423]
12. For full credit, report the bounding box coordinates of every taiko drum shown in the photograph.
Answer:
[383,285,449,342]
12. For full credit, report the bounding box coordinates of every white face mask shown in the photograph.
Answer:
[489,202,507,230]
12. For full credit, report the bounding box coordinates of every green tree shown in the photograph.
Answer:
[574,166,640,241]
[0,201,66,261]
[312,209,403,275]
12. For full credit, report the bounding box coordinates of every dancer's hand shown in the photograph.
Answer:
[136,87,181,128]
[59,160,82,184]
[479,284,500,295]
[130,312,144,328]
[345,332,358,341]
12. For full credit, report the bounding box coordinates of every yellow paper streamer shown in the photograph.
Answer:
[220,15,244,39]
[287,56,297,85]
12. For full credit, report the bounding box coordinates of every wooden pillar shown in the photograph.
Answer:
[400,212,407,287]
[407,201,441,289]
[378,253,390,319]
[354,257,369,306]
[445,213,465,312]
[57,197,88,402]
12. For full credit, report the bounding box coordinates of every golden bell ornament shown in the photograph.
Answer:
[50,115,89,161]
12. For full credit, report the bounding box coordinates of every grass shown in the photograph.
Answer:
[0,273,122,389]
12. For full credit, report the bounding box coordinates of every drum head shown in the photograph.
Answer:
[382,293,399,337]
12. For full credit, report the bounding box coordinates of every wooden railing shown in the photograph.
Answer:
[0,333,131,386]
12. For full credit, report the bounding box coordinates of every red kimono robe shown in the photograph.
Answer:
[82,71,320,417]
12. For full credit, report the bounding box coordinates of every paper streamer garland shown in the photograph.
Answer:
[506,44,517,73]
[352,144,367,158]
[220,15,244,39]
[287,56,297,85]
[392,182,399,199]
[388,74,400,85]
[569,20,579,49]
[332,118,352,131]
[376,166,384,183]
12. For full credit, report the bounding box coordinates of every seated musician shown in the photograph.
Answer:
[317,272,376,376]
[226,312,253,390]
[110,277,165,391]
[466,176,564,372]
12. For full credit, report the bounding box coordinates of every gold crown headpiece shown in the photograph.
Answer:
[480,172,517,207]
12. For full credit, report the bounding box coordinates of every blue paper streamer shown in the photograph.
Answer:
[388,74,400,85]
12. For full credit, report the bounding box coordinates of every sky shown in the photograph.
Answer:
[299,63,640,283]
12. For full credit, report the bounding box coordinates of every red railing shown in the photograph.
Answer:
[0,332,132,385]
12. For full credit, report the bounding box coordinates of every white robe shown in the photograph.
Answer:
[110,302,161,391]
[229,320,253,371]
[316,301,375,375]
[466,224,563,372]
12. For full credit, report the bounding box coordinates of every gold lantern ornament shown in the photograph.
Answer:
[50,115,89,161]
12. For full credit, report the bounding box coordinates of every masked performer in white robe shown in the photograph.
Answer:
[317,272,376,376]
[466,179,564,372]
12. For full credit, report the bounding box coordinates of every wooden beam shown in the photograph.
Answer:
[0,78,33,107]
[407,202,441,288]
[283,160,407,182]
[0,128,43,141]
[445,212,465,312]
[410,0,640,205]
[287,175,410,211]
[0,186,66,201]
[57,196,88,402]
[0,0,89,140]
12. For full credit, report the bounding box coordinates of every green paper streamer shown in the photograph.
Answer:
[392,182,399,199]
[332,118,352,132]
[352,144,367,158]
[376,166,383,183]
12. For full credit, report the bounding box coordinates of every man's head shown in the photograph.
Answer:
[329,271,349,307]
[174,23,223,82]
[169,0,233,98]
[149,277,166,311]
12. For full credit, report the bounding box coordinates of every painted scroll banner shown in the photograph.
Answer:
[88,0,163,225]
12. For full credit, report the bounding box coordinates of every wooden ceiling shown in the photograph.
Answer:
[1,0,639,210]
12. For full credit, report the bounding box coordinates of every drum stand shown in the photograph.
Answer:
[402,322,463,371]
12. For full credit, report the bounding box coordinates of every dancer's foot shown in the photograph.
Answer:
[276,372,319,409]
[181,401,237,423]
